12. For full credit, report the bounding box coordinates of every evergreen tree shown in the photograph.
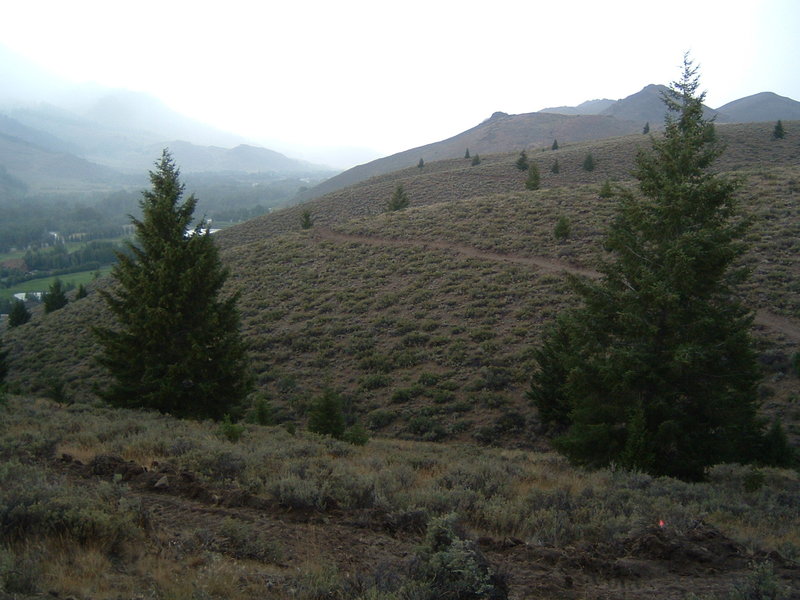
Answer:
[529,56,768,481]
[307,388,346,439]
[387,184,410,211]
[551,159,560,174]
[471,154,481,166]
[75,284,88,300]
[300,209,313,230]
[553,215,571,241]
[525,162,540,190]
[94,150,251,420]
[598,179,614,198]
[515,150,529,171]
[0,337,8,386]
[582,152,595,171]
[464,148,470,159]
[8,299,31,328]
[43,278,68,314]
[772,120,785,139]
[643,121,650,134]
[418,158,425,169]
[551,139,559,151]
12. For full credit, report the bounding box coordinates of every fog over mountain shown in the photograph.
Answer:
[0,44,333,187]
[2,40,799,198]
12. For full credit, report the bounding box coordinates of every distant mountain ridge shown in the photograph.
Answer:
[715,92,800,123]
[297,111,641,201]
[538,98,616,115]
[299,85,800,201]
[0,45,330,192]
[543,85,800,125]
[156,141,317,173]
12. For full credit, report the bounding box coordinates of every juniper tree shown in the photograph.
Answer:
[94,150,251,420]
[529,56,771,481]
[772,120,785,139]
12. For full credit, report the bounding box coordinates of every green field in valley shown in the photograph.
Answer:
[0,266,113,301]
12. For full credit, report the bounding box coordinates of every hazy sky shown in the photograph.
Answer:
[1,0,798,165]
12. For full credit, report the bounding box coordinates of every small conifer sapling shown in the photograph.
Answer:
[525,162,540,190]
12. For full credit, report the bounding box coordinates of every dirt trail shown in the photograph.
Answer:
[313,227,600,279]
[313,227,800,343]
[58,454,800,600]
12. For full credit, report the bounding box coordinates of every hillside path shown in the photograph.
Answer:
[56,453,800,600]
[313,227,800,343]
[313,227,600,279]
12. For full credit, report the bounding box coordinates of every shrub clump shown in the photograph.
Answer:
[407,513,508,599]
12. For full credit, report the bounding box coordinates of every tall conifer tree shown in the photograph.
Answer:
[529,56,770,480]
[95,150,251,420]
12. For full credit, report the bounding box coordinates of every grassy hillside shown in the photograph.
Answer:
[2,120,800,599]
[226,121,800,247]
[4,121,799,448]
[294,111,644,202]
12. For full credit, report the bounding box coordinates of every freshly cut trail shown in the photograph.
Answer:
[313,227,800,343]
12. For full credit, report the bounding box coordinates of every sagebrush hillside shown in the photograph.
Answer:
[4,121,799,448]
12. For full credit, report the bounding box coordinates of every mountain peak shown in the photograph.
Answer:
[715,91,800,123]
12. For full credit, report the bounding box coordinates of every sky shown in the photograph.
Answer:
[1,0,798,167]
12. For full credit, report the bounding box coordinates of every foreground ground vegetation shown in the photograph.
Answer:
[1,396,799,598]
